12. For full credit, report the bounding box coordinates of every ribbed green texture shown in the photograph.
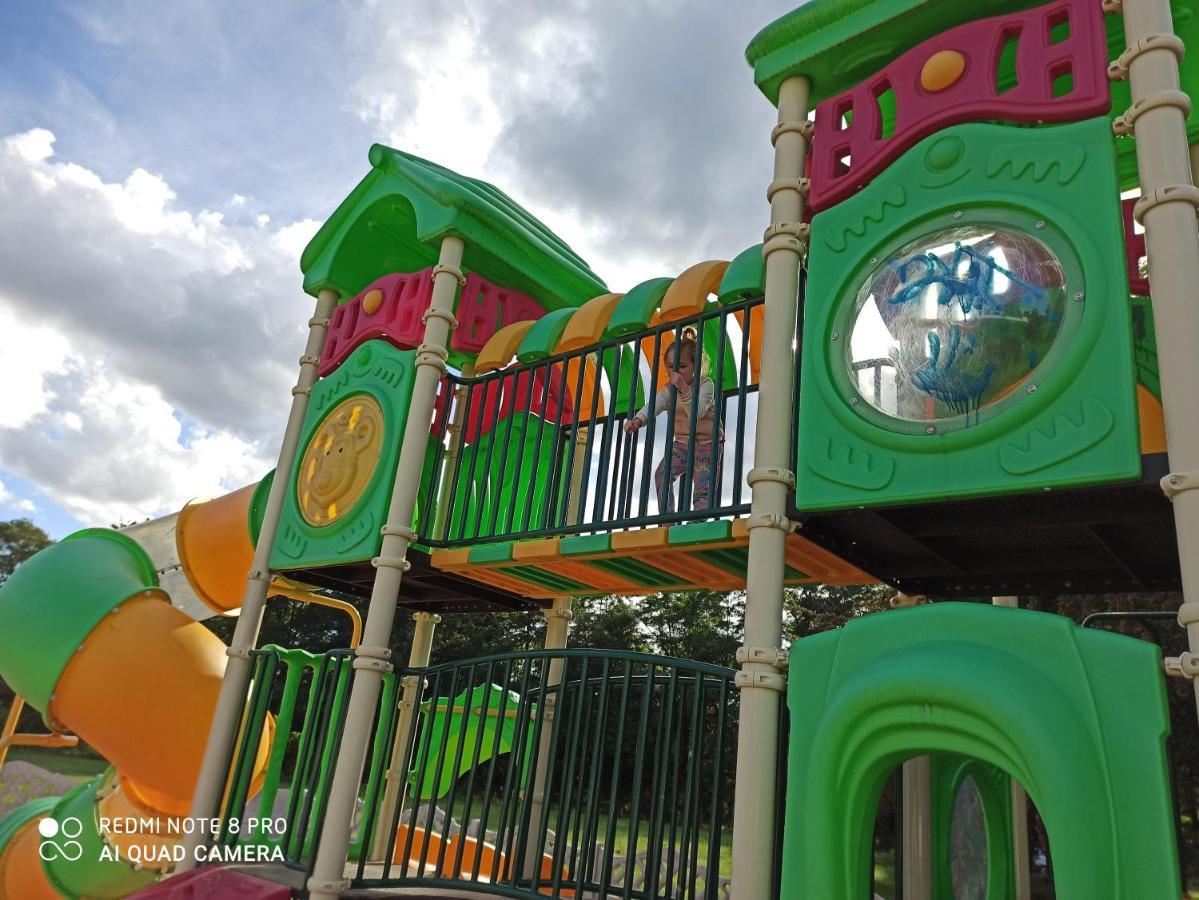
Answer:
[604,278,673,338]
[782,603,1180,898]
[667,520,732,546]
[0,529,161,710]
[0,796,58,863]
[517,307,578,362]
[717,244,765,305]
[43,773,158,899]
[301,145,606,308]
[560,533,612,556]
[587,556,678,589]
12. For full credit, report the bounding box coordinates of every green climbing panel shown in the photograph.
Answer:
[797,118,1140,512]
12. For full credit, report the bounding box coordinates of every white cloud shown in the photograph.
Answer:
[0,128,312,525]
[0,478,36,514]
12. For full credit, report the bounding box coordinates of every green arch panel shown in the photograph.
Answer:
[782,602,1180,900]
[517,307,578,362]
[603,277,673,339]
[718,244,765,305]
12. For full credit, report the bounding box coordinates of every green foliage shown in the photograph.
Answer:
[0,518,53,586]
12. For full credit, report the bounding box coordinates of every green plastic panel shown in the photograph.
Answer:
[446,413,567,542]
[781,602,1180,899]
[1132,295,1160,400]
[667,520,733,546]
[43,773,157,899]
[269,340,417,570]
[412,683,534,800]
[0,796,58,864]
[604,277,673,338]
[247,469,273,547]
[517,307,577,362]
[301,145,605,308]
[560,533,612,556]
[0,529,163,711]
[796,119,1140,511]
[718,244,765,305]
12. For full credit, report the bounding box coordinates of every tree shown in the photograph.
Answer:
[0,518,53,586]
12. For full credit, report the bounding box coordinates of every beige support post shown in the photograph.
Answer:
[522,596,572,878]
[433,362,475,540]
[307,237,465,900]
[370,610,441,860]
[565,426,590,525]
[729,74,810,900]
[180,288,338,870]
[902,756,933,900]
[1117,0,1199,718]
[992,596,1031,900]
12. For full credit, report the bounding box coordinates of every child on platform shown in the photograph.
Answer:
[624,328,722,512]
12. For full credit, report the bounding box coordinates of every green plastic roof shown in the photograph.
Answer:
[301,145,606,309]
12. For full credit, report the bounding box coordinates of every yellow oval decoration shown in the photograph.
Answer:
[297,395,385,526]
[361,289,384,315]
[920,50,967,92]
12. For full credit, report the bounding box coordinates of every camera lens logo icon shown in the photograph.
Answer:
[38,817,84,862]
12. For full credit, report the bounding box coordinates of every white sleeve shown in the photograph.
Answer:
[635,386,671,422]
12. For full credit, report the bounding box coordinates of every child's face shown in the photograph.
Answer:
[667,347,695,384]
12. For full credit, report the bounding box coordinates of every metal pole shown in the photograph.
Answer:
[307,236,466,899]
[370,610,441,860]
[523,596,572,879]
[901,755,932,900]
[1118,0,1199,718]
[729,74,810,900]
[993,596,1031,900]
[180,288,338,869]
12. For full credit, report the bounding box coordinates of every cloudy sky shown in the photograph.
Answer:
[0,0,798,537]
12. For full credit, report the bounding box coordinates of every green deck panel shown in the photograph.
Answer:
[783,563,811,581]
[717,244,765,305]
[503,565,589,594]
[746,2,1199,192]
[300,144,606,308]
[604,277,674,338]
[782,602,1180,899]
[691,546,752,579]
[586,556,681,590]
[469,541,516,565]
[0,528,163,710]
[560,533,613,556]
[796,118,1141,512]
[517,307,579,362]
[667,519,733,546]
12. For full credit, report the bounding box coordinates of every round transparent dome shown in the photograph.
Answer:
[846,226,1068,426]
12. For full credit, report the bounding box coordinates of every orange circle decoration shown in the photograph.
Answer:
[920,50,967,92]
[362,288,384,315]
[297,394,385,527]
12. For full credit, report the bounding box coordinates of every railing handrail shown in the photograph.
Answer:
[395,646,738,680]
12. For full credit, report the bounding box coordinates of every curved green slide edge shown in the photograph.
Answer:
[248,469,275,546]
[0,529,161,710]
[782,602,1180,900]
[604,277,673,339]
[517,307,578,362]
[41,771,157,899]
[0,796,59,867]
[717,244,764,305]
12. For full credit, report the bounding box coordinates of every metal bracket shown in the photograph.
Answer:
[1162,470,1199,500]
[745,513,797,533]
[353,657,393,673]
[306,877,351,895]
[1113,90,1192,136]
[247,568,271,584]
[1108,33,1185,81]
[308,316,332,328]
[1164,652,1199,679]
[372,554,412,572]
[1134,184,1199,223]
[770,119,814,147]
[382,524,418,542]
[431,263,467,286]
[415,344,450,373]
[355,645,392,673]
[291,384,312,397]
[890,592,929,608]
[1101,0,1122,13]
[736,645,788,669]
[225,647,252,661]
[735,669,787,692]
[422,306,459,329]
[762,221,810,244]
[298,354,320,367]
[747,466,797,490]
[1177,601,1199,628]
[543,606,574,621]
[766,177,810,202]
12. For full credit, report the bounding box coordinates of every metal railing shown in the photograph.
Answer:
[417,296,767,547]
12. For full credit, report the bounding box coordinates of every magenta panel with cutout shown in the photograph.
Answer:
[809,0,1110,213]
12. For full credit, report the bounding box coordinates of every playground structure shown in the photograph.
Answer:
[1,0,1199,896]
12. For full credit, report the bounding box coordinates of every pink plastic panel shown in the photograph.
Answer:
[319,269,435,377]
[1122,196,1150,296]
[129,867,290,899]
[809,0,1109,213]
[452,274,545,354]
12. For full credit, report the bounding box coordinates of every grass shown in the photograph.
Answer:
[2,746,108,779]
